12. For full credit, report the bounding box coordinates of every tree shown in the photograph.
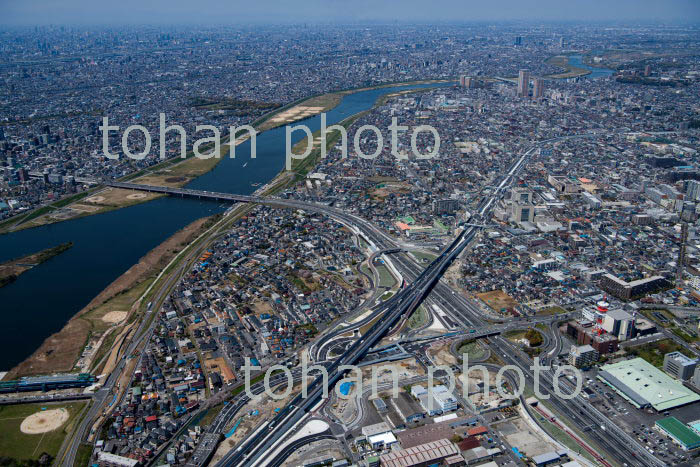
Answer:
[525,328,543,347]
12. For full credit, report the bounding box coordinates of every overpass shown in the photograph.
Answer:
[211,137,535,467]
[100,142,532,467]
[105,132,664,467]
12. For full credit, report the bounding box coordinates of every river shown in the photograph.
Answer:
[567,55,614,78]
[0,82,450,371]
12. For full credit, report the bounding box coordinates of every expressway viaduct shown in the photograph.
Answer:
[98,133,664,467]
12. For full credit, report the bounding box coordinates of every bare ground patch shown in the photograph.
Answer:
[20,408,69,434]
[476,289,518,312]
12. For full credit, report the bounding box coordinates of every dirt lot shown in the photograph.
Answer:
[4,215,214,379]
[20,408,69,434]
[258,93,341,131]
[476,289,518,312]
[503,417,558,458]
[132,152,224,188]
[369,183,412,201]
[428,341,458,366]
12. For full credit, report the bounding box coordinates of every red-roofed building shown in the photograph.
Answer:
[467,426,488,436]
[457,437,481,451]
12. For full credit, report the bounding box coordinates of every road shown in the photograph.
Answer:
[103,132,665,467]
[61,206,246,466]
[211,136,540,466]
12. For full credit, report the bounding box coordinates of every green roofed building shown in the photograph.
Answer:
[655,417,700,451]
[597,358,700,411]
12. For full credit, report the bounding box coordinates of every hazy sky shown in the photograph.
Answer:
[2,0,699,25]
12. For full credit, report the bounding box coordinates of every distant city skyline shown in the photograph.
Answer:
[1,0,699,25]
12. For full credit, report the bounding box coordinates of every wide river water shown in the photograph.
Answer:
[0,82,450,371]
[567,55,614,78]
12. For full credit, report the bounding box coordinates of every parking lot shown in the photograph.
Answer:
[581,368,699,465]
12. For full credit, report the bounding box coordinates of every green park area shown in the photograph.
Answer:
[407,306,428,329]
[0,401,87,464]
[625,339,694,368]
[457,339,488,362]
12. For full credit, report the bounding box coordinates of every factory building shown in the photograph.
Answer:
[361,422,397,450]
[655,417,700,451]
[380,438,463,467]
[411,384,458,415]
[693,366,700,389]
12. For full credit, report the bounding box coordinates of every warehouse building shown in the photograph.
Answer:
[392,392,425,425]
[411,384,458,415]
[598,358,700,411]
[380,438,463,467]
[361,422,397,450]
[397,416,485,450]
[655,417,700,451]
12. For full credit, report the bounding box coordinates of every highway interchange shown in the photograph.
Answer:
[66,132,669,467]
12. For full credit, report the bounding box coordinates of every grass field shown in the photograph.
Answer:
[411,250,438,266]
[407,306,428,329]
[626,338,694,367]
[73,443,93,467]
[640,308,675,328]
[375,263,397,288]
[457,339,488,362]
[536,306,568,316]
[504,328,544,348]
[0,402,86,462]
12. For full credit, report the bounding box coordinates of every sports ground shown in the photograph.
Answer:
[0,401,86,462]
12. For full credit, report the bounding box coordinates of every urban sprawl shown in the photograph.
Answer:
[1,22,700,467]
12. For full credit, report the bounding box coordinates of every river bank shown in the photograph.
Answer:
[0,242,73,288]
[0,79,450,236]
[0,78,453,376]
[4,215,218,379]
[545,53,615,79]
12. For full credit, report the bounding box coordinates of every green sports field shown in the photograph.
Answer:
[0,401,86,463]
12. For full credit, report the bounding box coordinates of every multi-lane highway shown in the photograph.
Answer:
[105,133,665,467]
[209,140,537,466]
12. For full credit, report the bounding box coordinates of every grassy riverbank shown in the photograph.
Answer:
[544,54,591,79]
[0,242,73,288]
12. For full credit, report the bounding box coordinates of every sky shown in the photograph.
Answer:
[1,0,699,25]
